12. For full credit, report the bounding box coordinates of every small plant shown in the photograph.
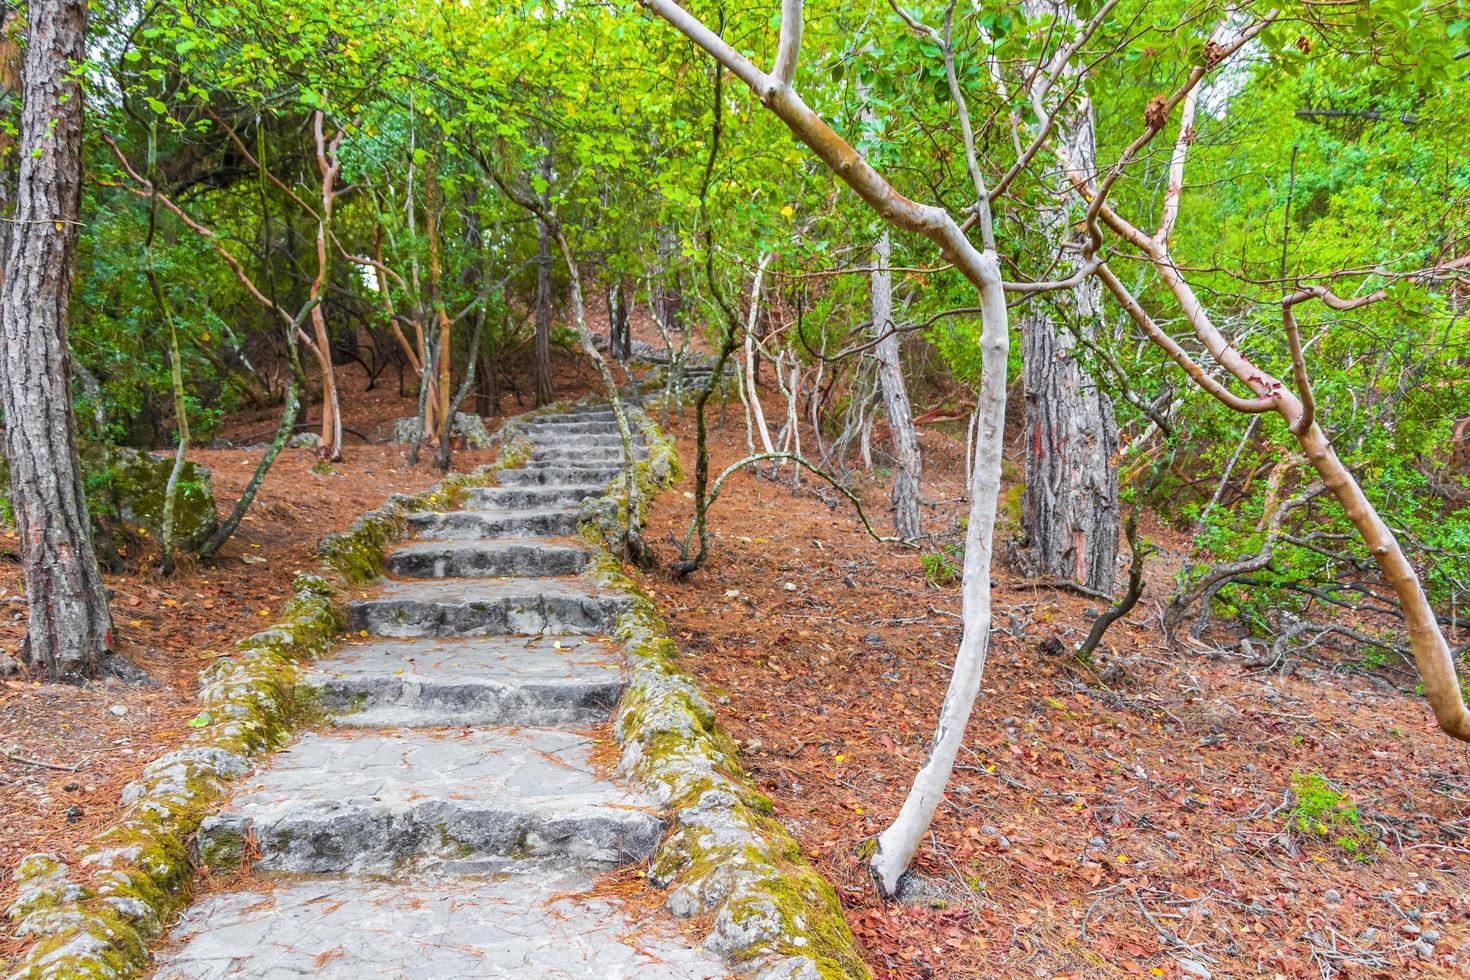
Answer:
[922,548,960,587]
[1285,772,1376,860]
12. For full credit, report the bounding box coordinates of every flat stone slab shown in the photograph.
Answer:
[197,728,662,873]
[532,448,646,465]
[526,420,621,434]
[155,866,729,979]
[462,484,606,509]
[346,577,626,636]
[533,432,637,447]
[498,466,621,487]
[387,537,590,578]
[406,507,580,540]
[304,634,624,727]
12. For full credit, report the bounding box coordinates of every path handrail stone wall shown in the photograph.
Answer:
[577,403,871,980]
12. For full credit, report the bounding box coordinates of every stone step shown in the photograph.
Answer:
[540,432,637,446]
[304,634,624,727]
[525,419,620,433]
[523,458,629,472]
[346,578,626,636]
[498,466,621,486]
[530,450,639,466]
[195,728,663,874]
[406,507,579,540]
[532,409,617,423]
[462,484,605,509]
[387,538,590,578]
[155,867,729,979]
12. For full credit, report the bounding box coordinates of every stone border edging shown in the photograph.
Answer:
[4,431,533,980]
[574,403,871,980]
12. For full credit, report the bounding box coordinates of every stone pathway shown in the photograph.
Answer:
[155,405,729,979]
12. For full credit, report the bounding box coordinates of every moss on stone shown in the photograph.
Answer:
[565,403,869,979]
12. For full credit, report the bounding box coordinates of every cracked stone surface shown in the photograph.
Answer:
[387,537,591,578]
[461,485,607,509]
[155,866,729,979]
[196,728,662,872]
[407,507,581,540]
[497,465,622,486]
[345,577,627,636]
[304,635,624,726]
[160,406,735,979]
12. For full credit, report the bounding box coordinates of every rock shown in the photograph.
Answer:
[895,873,950,909]
[1324,889,1341,904]
[390,412,494,449]
[1423,930,1440,942]
[288,431,321,448]
[1176,958,1211,979]
[109,447,220,551]
[0,653,18,677]
[1165,831,1181,841]
[108,705,128,717]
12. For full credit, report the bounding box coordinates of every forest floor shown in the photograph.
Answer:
[4,336,1469,979]
[638,400,1470,979]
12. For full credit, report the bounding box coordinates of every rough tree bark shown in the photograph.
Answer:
[533,213,554,405]
[1018,1,1119,593]
[1020,279,1119,591]
[532,152,555,405]
[871,231,923,538]
[2,0,116,680]
[607,278,631,361]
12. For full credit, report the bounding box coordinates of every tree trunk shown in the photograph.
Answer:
[1,0,115,680]
[533,214,554,405]
[871,232,922,538]
[608,278,631,361]
[1019,87,1119,593]
[1020,286,1119,590]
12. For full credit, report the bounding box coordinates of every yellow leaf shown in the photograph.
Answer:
[257,609,270,616]
[779,205,794,219]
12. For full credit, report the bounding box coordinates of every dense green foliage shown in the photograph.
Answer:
[3,0,1466,655]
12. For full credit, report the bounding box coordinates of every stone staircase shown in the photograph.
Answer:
[153,405,728,978]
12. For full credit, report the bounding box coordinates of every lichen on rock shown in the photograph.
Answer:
[108,448,220,552]
[573,404,869,979]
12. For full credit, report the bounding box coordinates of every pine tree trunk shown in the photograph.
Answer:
[533,215,554,405]
[1,0,115,680]
[1019,79,1119,593]
[1020,283,1119,591]
[871,232,922,538]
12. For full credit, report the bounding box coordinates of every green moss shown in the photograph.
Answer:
[195,824,245,869]
[566,404,869,979]
[108,449,219,551]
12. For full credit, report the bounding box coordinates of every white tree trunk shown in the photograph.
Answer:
[871,268,1008,896]
[870,233,923,538]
